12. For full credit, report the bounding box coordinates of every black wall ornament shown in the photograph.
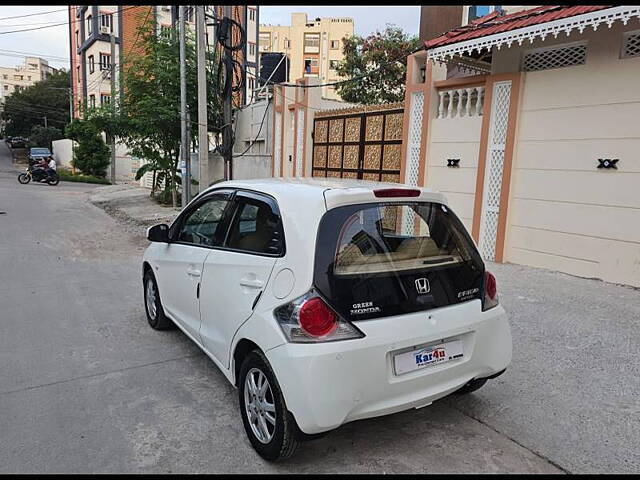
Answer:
[447,158,460,168]
[597,159,618,169]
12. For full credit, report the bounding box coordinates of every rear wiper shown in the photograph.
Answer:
[423,257,454,265]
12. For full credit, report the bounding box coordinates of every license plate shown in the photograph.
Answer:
[393,340,463,375]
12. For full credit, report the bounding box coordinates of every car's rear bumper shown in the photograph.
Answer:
[266,300,511,434]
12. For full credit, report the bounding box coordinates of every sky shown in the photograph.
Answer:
[0,5,421,71]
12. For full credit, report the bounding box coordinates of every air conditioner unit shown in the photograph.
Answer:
[161,6,171,11]
[100,25,110,34]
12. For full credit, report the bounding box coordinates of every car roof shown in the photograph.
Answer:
[201,177,448,211]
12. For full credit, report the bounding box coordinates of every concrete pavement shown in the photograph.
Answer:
[0,142,638,472]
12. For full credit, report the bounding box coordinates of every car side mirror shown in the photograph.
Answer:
[147,224,170,243]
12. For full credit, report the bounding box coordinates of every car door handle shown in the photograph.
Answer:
[239,278,263,289]
[187,268,201,277]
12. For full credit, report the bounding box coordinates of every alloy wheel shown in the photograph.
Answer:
[244,367,277,444]
[145,278,157,320]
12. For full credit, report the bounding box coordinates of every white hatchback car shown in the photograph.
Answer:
[142,178,512,460]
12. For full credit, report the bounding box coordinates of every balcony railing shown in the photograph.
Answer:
[436,86,485,119]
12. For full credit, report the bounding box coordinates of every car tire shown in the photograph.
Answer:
[238,350,300,461]
[18,173,30,184]
[453,377,488,395]
[143,270,172,330]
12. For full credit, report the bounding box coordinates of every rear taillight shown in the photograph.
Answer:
[373,188,421,198]
[482,271,499,311]
[299,297,337,337]
[274,289,364,343]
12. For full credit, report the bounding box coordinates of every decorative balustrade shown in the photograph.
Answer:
[436,86,485,119]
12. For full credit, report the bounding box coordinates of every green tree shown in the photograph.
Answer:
[65,118,111,178]
[114,24,222,206]
[29,125,63,149]
[335,25,421,104]
[2,70,70,137]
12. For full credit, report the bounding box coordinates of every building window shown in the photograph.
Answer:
[100,12,113,32]
[249,8,256,22]
[100,94,111,106]
[3,85,7,91]
[248,43,256,56]
[76,66,80,83]
[160,24,171,36]
[99,53,111,71]
[89,95,96,108]
[283,38,290,49]
[304,58,318,74]
[259,32,271,50]
[75,30,79,45]
[330,40,340,50]
[329,60,339,69]
[88,55,95,73]
[27,76,31,81]
[2,74,7,80]
[14,75,23,81]
[86,15,93,35]
[304,33,320,52]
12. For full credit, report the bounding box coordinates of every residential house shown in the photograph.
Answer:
[398,5,640,287]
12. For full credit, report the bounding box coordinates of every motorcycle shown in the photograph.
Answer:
[18,162,59,186]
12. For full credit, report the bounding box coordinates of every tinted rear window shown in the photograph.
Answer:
[314,202,484,321]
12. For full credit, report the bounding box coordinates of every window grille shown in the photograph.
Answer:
[622,31,640,58]
[522,43,587,72]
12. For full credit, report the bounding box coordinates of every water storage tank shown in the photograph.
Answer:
[259,53,290,86]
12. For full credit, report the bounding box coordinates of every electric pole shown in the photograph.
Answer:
[179,6,189,208]
[196,6,208,193]
[110,32,116,185]
[223,5,233,180]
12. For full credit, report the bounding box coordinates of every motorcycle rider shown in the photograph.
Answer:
[45,157,57,182]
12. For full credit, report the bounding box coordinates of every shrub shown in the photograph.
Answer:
[65,118,111,177]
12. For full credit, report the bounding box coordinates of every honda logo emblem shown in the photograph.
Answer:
[415,278,430,294]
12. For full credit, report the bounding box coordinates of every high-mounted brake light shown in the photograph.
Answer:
[482,271,499,311]
[373,188,421,198]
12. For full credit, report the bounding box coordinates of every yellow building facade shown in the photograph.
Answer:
[259,13,354,100]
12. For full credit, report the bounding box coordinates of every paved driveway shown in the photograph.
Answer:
[0,154,637,473]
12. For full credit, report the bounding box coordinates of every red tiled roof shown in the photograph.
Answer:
[425,5,614,50]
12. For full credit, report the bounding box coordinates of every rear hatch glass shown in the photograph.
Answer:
[314,202,485,321]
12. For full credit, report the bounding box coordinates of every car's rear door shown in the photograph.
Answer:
[154,190,234,340]
[199,190,284,368]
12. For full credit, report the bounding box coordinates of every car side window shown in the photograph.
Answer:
[226,195,284,255]
[176,195,231,247]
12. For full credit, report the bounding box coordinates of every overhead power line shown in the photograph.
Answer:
[0,6,139,35]
[0,8,67,22]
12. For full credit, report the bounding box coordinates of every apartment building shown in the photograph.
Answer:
[69,5,258,117]
[259,13,353,100]
[0,57,58,104]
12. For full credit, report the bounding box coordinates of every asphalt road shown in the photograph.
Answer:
[0,142,637,473]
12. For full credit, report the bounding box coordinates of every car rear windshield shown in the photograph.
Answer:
[314,202,485,321]
[31,148,50,155]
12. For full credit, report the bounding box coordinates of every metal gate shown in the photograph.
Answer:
[311,104,404,182]
[479,81,512,261]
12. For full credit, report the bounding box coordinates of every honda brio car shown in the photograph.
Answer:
[142,178,512,461]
